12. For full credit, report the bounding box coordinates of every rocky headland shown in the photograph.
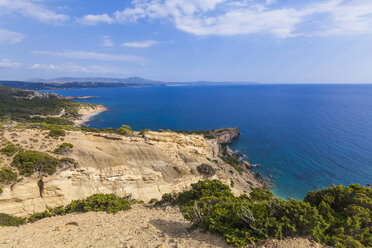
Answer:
[0,124,262,217]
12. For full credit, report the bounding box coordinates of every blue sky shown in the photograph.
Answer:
[1,0,372,83]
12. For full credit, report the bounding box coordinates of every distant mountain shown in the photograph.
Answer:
[0,77,258,90]
[27,76,164,84]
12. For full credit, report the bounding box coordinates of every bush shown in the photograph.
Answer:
[304,184,372,247]
[28,116,72,125]
[196,164,216,177]
[0,213,25,226]
[54,142,74,154]
[0,144,19,156]
[117,125,133,136]
[0,187,2,194]
[48,126,66,137]
[59,157,78,167]
[66,194,132,214]
[162,180,372,247]
[0,167,18,184]
[139,129,150,136]
[222,157,243,174]
[28,194,132,223]
[11,150,60,176]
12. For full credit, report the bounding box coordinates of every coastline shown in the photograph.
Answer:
[73,104,107,127]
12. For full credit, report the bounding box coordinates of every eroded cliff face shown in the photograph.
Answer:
[0,128,261,217]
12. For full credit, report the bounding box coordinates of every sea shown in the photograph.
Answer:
[41,84,372,199]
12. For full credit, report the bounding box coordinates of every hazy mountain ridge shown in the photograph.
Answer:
[0,77,257,90]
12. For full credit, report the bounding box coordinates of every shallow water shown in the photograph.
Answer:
[42,84,372,199]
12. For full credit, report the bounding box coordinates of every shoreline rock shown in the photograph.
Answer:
[210,127,240,144]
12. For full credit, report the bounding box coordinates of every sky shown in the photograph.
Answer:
[1,0,372,83]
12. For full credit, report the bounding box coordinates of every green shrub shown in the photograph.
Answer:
[11,150,60,176]
[139,129,150,136]
[28,116,72,125]
[48,126,66,137]
[222,157,243,174]
[54,142,74,154]
[66,194,131,214]
[117,125,133,136]
[0,167,18,184]
[27,194,132,223]
[163,180,371,247]
[0,213,25,226]
[196,164,216,177]
[0,187,2,194]
[59,157,78,167]
[0,144,19,156]
[304,184,372,247]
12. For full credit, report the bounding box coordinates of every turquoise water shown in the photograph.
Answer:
[42,85,372,199]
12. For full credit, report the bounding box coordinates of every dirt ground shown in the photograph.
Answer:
[0,205,326,248]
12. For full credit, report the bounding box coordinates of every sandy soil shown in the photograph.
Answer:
[0,205,229,248]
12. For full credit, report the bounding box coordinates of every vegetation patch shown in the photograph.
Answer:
[48,125,66,137]
[59,157,78,167]
[117,125,133,136]
[54,142,74,154]
[28,116,73,125]
[0,85,89,121]
[222,156,243,174]
[0,194,132,225]
[196,164,216,177]
[27,194,132,223]
[11,150,60,176]
[139,129,150,136]
[172,130,215,139]
[0,213,25,226]
[81,125,134,136]
[0,167,18,184]
[159,180,371,248]
[0,143,19,156]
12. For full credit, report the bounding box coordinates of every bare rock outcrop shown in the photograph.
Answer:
[210,127,240,144]
[0,128,261,216]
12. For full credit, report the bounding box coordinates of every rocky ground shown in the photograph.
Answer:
[0,204,325,248]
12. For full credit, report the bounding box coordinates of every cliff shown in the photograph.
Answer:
[0,127,262,217]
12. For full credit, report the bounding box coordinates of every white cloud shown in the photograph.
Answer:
[31,63,126,74]
[121,40,158,48]
[0,29,25,44]
[31,50,147,63]
[101,36,114,47]
[0,59,21,68]
[78,14,114,25]
[0,0,69,23]
[112,0,372,37]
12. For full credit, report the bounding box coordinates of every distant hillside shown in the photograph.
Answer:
[0,85,92,121]
[0,77,257,90]
[0,77,166,90]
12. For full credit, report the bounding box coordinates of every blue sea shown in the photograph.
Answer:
[42,85,372,199]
